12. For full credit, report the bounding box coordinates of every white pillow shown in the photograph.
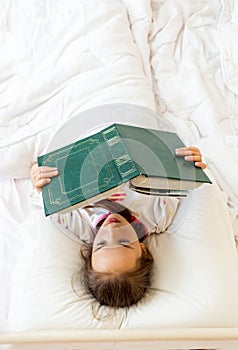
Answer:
[8,183,238,330]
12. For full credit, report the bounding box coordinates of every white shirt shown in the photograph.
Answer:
[51,186,179,244]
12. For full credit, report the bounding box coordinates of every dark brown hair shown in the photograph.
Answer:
[78,242,153,308]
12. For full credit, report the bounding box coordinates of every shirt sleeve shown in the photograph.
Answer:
[51,209,95,244]
[51,206,110,244]
[27,186,44,208]
[152,197,179,233]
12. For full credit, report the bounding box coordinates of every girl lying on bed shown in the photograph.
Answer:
[30,146,206,309]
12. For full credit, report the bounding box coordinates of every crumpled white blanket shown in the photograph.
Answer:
[149,0,238,232]
[0,0,155,177]
[1,0,238,328]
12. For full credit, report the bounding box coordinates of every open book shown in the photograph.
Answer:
[38,123,212,216]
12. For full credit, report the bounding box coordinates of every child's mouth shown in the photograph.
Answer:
[105,218,120,225]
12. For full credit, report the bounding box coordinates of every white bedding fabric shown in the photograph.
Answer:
[0,0,238,330]
[7,184,238,330]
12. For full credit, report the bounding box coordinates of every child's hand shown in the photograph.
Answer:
[30,163,59,191]
[175,147,206,169]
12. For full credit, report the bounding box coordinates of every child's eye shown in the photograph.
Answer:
[97,241,106,246]
[118,239,130,245]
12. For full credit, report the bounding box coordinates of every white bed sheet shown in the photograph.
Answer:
[0,0,238,330]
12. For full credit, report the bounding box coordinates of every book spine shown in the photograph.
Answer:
[101,125,139,181]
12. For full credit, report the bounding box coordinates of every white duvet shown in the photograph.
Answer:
[0,0,238,329]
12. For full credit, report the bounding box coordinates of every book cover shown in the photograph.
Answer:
[38,123,211,216]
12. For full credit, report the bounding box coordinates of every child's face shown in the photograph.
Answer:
[91,213,143,274]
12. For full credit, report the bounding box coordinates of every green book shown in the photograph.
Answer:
[38,123,212,216]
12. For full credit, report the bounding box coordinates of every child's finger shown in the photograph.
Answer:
[39,167,58,178]
[34,178,51,192]
[175,147,206,169]
[194,161,206,169]
[33,168,58,182]
[175,147,201,156]
[33,166,58,175]
[184,155,202,162]
[31,165,57,175]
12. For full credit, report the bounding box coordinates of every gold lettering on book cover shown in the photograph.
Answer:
[102,126,138,179]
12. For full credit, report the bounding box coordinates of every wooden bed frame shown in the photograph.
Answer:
[1,328,238,350]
